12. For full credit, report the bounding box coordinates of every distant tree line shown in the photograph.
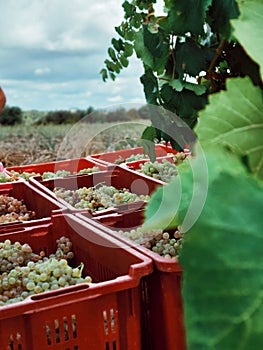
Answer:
[0,106,23,125]
[0,105,150,125]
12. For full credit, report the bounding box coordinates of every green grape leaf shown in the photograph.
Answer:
[134,30,154,67]
[140,126,157,162]
[115,23,125,38]
[161,84,207,125]
[208,0,240,38]
[140,69,160,105]
[137,26,170,73]
[100,68,108,82]
[108,47,117,62]
[195,77,263,179]
[119,54,129,68]
[169,79,184,92]
[231,0,263,79]
[111,38,124,52]
[122,1,136,18]
[104,59,116,72]
[167,0,212,35]
[175,40,207,79]
[124,29,135,41]
[143,175,181,230]
[124,42,134,57]
[169,80,207,96]
[179,148,263,350]
[130,12,143,29]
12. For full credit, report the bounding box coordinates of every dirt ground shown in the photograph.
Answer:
[0,137,64,167]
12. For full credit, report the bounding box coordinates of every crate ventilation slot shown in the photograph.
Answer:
[8,333,22,350]
[45,314,77,346]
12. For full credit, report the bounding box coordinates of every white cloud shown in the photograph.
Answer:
[0,0,146,110]
[34,67,51,75]
[107,95,123,103]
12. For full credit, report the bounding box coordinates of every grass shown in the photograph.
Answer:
[0,120,150,166]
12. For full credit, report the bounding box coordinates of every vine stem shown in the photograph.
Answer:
[207,38,227,75]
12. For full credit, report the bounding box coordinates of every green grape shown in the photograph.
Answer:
[0,172,17,183]
[133,158,185,182]
[117,227,184,259]
[54,184,149,212]
[26,281,35,291]
[0,235,92,306]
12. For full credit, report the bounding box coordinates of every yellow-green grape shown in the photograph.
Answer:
[0,236,92,306]
[117,227,183,259]
[10,170,40,180]
[136,159,179,183]
[0,172,16,183]
[77,167,100,174]
[54,184,149,212]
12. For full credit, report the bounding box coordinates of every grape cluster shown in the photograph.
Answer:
[0,195,36,223]
[54,184,150,212]
[10,167,101,181]
[0,172,17,183]
[114,153,149,164]
[118,227,183,259]
[134,152,187,183]
[136,159,178,182]
[10,170,40,181]
[0,237,92,306]
[172,152,187,165]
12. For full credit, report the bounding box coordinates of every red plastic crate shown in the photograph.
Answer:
[6,157,106,180]
[76,210,186,350]
[0,213,153,350]
[89,144,177,166]
[0,181,65,229]
[29,166,164,216]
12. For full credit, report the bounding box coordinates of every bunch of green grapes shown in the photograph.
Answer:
[136,159,178,182]
[172,152,187,165]
[0,237,92,306]
[0,172,17,183]
[76,167,100,175]
[10,170,40,180]
[114,153,149,164]
[42,170,71,179]
[135,152,187,183]
[0,195,36,223]
[118,227,183,259]
[10,167,101,181]
[54,184,150,212]
[150,230,183,259]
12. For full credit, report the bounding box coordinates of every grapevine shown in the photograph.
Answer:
[0,236,92,306]
[54,183,149,211]
[101,0,262,153]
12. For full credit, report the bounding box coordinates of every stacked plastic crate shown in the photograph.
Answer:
[0,145,187,350]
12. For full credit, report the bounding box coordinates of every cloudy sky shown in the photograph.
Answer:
[0,0,148,111]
